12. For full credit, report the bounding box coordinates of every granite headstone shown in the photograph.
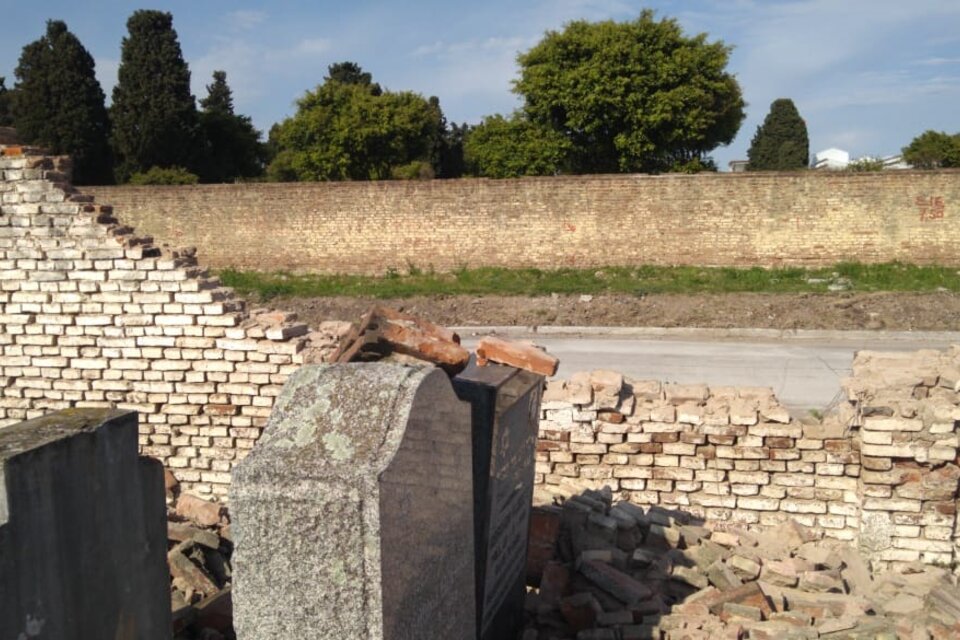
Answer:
[454,361,544,640]
[0,409,170,640]
[230,363,476,640]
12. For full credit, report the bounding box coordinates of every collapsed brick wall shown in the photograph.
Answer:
[0,146,343,498]
[85,170,960,274]
[534,349,960,572]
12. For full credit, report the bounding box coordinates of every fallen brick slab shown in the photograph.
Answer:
[167,522,221,550]
[476,336,559,376]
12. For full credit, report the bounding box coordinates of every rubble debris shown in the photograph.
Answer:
[524,490,960,639]
[331,305,470,374]
[476,336,561,376]
[168,493,235,640]
[330,306,560,379]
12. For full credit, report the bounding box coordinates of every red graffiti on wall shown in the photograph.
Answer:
[562,222,577,233]
[917,196,945,222]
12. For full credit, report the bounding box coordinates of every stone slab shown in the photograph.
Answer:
[231,363,476,640]
[0,409,170,640]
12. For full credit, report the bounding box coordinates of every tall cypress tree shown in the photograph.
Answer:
[11,21,112,184]
[0,78,13,126]
[747,99,809,171]
[197,71,265,182]
[111,10,199,182]
[200,71,233,114]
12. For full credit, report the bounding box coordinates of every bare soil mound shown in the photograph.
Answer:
[277,291,960,331]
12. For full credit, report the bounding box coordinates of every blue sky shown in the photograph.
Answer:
[1,0,959,169]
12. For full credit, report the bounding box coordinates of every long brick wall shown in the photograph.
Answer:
[85,170,960,274]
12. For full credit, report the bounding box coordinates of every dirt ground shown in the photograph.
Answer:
[277,291,960,331]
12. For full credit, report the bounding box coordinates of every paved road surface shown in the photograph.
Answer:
[459,329,960,413]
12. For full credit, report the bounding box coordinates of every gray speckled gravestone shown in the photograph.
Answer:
[230,363,476,640]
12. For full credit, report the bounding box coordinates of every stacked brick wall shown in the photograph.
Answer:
[535,347,960,572]
[534,371,861,542]
[85,170,960,274]
[0,146,343,499]
[844,348,960,571]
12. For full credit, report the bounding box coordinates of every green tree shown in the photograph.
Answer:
[464,113,570,178]
[267,63,441,181]
[128,165,199,185]
[197,71,265,182]
[111,10,199,182]
[511,11,744,174]
[436,121,473,178]
[325,61,382,95]
[746,99,809,171]
[0,78,13,126]
[11,21,112,184]
[902,130,960,169]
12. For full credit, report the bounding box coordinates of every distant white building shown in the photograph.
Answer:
[812,148,912,170]
[728,160,749,173]
[877,154,910,170]
[812,148,850,169]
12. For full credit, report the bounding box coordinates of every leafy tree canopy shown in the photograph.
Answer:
[902,130,960,169]
[0,77,13,127]
[267,63,441,181]
[746,98,809,171]
[326,61,382,96]
[464,113,570,178]
[111,10,199,182]
[128,165,198,185]
[197,71,265,182]
[511,11,744,174]
[12,20,112,184]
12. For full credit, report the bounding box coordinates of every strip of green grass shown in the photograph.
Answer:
[217,262,960,300]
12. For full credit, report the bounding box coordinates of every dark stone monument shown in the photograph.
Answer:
[0,409,171,640]
[454,360,545,640]
[230,363,476,639]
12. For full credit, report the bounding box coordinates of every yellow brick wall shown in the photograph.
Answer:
[85,170,960,274]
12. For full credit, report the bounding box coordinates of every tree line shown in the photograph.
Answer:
[0,10,955,185]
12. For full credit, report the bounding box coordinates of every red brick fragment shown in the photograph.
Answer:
[176,493,224,527]
[475,336,559,376]
[527,507,562,585]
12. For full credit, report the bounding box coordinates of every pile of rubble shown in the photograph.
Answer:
[331,306,558,376]
[165,471,234,639]
[524,489,960,639]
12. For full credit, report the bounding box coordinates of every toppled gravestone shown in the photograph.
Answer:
[0,409,171,640]
[230,363,476,639]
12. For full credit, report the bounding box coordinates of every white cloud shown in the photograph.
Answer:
[289,38,331,56]
[916,57,960,66]
[227,10,267,32]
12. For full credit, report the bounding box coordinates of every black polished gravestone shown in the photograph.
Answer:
[453,359,545,640]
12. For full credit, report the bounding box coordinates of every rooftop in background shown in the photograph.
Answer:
[812,147,910,170]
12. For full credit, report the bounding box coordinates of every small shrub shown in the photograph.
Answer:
[390,160,434,180]
[846,158,885,172]
[128,166,199,185]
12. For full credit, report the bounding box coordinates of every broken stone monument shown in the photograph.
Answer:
[454,360,545,640]
[230,363,476,639]
[0,409,171,640]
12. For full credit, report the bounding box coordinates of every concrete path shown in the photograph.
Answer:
[458,328,960,413]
